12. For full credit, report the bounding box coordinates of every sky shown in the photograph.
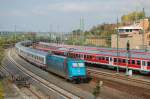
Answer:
[0,0,150,32]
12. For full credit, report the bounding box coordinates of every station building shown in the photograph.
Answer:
[111,18,150,49]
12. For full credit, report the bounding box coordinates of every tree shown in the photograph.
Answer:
[121,11,145,25]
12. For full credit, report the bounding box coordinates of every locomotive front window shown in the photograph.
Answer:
[78,63,84,67]
[72,63,84,67]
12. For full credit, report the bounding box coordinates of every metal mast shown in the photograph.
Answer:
[14,24,16,42]
[80,16,84,45]
[116,17,119,73]
[80,16,84,32]
[142,8,145,50]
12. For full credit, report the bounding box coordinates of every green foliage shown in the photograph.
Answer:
[121,11,145,25]
[89,24,116,37]
[0,47,4,65]
[148,17,150,31]
[93,80,101,98]
[67,11,147,47]
[0,81,4,99]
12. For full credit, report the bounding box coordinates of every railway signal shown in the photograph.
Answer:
[127,40,130,52]
[126,40,130,75]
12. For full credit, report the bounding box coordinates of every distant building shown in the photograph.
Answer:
[111,18,150,49]
[0,31,26,37]
[85,37,108,47]
[0,31,13,36]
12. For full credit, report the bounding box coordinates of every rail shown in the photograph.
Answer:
[7,49,82,99]
[87,68,150,87]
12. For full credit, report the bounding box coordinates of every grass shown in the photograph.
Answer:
[0,80,4,99]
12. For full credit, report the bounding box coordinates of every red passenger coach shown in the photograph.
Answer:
[35,42,150,74]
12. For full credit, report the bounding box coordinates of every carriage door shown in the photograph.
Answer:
[109,57,113,65]
[80,54,84,60]
[141,60,147,70]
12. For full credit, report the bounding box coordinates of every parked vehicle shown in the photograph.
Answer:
[35,42,150,74]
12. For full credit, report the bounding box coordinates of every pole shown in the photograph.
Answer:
[116,17,119,73]
[126,40,130,75]
[14,25,16,43]
[142,8,145,50]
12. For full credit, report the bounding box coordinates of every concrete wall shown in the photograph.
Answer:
[111,33,147,49]
[85,38,108,47]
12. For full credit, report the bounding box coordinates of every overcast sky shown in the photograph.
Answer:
[0,0,150,32]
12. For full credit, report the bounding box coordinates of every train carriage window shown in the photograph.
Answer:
[137,60,141,65]
[99,57,102,60]
[132,60,135,64]
[114,58,117,62]
[77,54,80,58]
[79,54,81,58]
[102,57,105,60]
[90,56,92,59]
[96,56,99,60]
[118,58,121,62]
[42,58,44,62]
[88,55,90,59]
[84,55,86,59]
[87,55,89,59]
[106,57,109,61]
[147,62,150,66]
[40,57,42,61]
[128,60,130,64]
[123,59,126,63]
[87,55,92,59]
[142,61,146,66]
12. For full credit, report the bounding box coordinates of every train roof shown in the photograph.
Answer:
[55,47,150,59]
[38,42,150,52]
[49,54,84,61]
[38,42,150,59]
[72,49,150,59]
[16,41,49,57]
[25,47,49,57]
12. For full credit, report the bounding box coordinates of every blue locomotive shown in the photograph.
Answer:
[15,41,87,83]
[47,55,86,82]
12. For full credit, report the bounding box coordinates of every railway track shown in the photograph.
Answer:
[87,68,150,87]
[1,61,43,99]
[6,49,82,99]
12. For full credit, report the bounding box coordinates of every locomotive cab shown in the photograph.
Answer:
[67,60,87,83]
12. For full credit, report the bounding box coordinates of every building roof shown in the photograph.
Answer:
[118,24,143,30]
